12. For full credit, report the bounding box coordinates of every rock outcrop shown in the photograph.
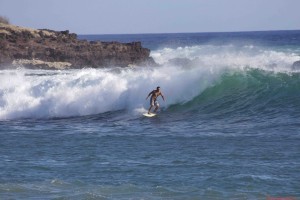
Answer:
[0,23,155,69]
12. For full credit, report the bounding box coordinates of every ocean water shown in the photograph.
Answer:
[1,31,300,199]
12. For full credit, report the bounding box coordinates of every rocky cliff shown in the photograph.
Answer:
[0,23,155,69]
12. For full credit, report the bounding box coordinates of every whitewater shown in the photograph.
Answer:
[1,31,300,199]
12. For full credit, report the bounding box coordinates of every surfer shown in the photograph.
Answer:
[146,86,165,114]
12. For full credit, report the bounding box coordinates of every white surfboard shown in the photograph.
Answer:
[143,113,157,117]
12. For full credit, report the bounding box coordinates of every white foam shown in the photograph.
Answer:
[0,65,219,119]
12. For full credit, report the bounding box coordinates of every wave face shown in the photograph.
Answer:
[0,43,300,120]
[177,69,300,118]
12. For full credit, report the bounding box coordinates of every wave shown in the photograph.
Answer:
[0,44,299,120]
[0,66,215,120]
[174,69,300,117]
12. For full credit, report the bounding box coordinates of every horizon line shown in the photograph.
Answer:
[77,29,300,36]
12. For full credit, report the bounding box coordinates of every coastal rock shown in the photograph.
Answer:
[12,59,72,70]
[0,23,156,69]
[291,60,300,70]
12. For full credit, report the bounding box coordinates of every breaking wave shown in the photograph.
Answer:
[0,44,299,120]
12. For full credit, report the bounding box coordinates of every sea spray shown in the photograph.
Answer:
[151,44,300,72]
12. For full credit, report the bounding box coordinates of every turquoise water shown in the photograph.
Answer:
[1,31,300,199]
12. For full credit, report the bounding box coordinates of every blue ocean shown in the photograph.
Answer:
[1,31,300,199]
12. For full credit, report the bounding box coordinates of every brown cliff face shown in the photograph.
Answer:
[0,23,155,69]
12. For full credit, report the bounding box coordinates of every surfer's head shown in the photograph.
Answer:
[157,86,160,90]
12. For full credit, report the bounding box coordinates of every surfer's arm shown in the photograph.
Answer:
[160,93,165,101]
[146,91,153,100]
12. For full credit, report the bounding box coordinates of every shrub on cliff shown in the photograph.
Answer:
[0,16,10,24]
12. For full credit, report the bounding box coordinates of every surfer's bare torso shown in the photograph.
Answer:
[146,87,165,114]
[150,90,161,101]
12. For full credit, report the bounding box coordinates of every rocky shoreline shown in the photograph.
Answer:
[0,23,155,69]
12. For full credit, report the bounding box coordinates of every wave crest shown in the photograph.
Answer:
[151,44,300,72]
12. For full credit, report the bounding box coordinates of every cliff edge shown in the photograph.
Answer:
[0,23,155,69]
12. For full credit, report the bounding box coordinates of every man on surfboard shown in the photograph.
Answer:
[146,86,165,114]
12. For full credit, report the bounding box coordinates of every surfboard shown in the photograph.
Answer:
[143,113,156,117]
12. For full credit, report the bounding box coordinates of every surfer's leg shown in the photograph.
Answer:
[148,98,155,114]
[154,105,159,113]
[153,101,159,113]
[148,106,153,114]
